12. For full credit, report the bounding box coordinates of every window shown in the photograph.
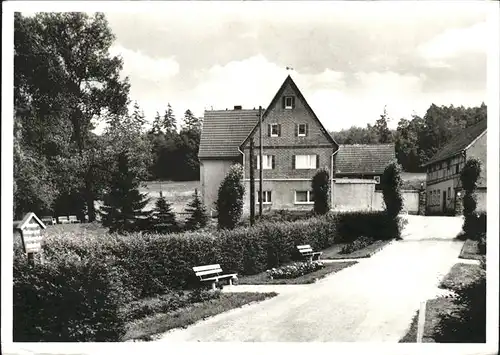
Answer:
[270,123,279,137]
[295,190,314,204]
[257,155,274,170]
[456,164,459,174]
[285,96,294,109]
[294,154,318,169]
[447,187,451,199]
[298,123,307,137]
[257,191,272,204]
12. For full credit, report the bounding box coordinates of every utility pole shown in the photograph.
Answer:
[259,106,263,217]
[249,138,256,225]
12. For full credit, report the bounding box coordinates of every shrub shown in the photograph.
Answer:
[312,169,330,215]
[460,158,483,239]
[184,189,209,231]
[266,261,324,280]
[13,252,129,342]
[217,164,245,230]
[434,267,486,343]
[340,236,375,254]
[381,161,404,220]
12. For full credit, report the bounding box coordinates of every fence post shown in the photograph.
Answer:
[416,300,427,342]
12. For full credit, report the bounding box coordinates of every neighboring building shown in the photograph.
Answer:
[335,143,396,188]
[422,119,487,215]
[198,75,396,214]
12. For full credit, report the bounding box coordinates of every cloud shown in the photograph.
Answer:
[109,44,180,81]
[418,22,487,60]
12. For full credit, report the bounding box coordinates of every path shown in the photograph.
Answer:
[156,216,464,342]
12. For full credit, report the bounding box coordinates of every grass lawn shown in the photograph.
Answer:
[458,239,483,260]
[400,262,483,343]
[321,239,392,259]
[122,292,276,341]
[237,261,357,285]
[439,263,483,291]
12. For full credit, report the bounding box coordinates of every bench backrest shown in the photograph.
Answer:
[193,264,222,278]
[297,245,313,254]
[68,215,78,222]
[58,216,69,222]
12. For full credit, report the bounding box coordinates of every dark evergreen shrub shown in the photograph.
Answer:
[311,168,330,215]
[216,164,245,230]
[184,188,208,231]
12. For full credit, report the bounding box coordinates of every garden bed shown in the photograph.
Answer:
[237,261,357,285]
[458,239,483,260]
[321,239,392,260]
[123,292,277,341]
[439,263,483,291]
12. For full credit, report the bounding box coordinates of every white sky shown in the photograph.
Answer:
[21,2,490,132]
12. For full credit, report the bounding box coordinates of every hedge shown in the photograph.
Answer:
[16,210,399,341]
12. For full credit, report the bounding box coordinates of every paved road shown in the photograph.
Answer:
[157,216,464,342]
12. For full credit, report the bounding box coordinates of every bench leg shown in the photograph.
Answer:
[211,282,216,291]
[229,278,233,286]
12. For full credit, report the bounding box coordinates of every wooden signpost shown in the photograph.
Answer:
[14,212,46,264]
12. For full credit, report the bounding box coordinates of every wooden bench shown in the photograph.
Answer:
[68,215,80,223]
[41,216,56,226]
[297,244,322,262]
[57,216,70,224]
[193,264,238,291]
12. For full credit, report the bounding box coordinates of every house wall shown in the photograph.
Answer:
[466,131,487,188]
[243,179,318,214]
[200,159,240,215]
[373,190,420,213]
[331,179,375,212]
[426,154,465,214]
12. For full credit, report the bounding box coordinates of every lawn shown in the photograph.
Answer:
[321,239,392,259]
[123,292,276,341]
[458,239,483,260]
[400,262,483,343]
[237,261,357,285]
[439,263,484,291]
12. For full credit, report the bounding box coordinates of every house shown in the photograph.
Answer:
[335,143,396,187]
[422,119,487,215]
[198,75,397,214]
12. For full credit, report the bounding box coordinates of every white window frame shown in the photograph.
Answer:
[294,190,314,204]
[257,191,272,204]
[295,155,317,169]
[256,155,273,170]
[270,123,279,137]
[298,123,307,137]
[285,96,293,109]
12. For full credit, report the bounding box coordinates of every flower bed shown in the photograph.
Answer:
[266,261,324,280]
[340,236,375,254]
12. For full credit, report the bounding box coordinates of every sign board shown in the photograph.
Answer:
[15,212,46,254]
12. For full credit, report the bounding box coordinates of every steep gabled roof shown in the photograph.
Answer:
[14,212,47,230]
[335,144,396,175]
[422,119,487,167]
[240,75,338,149]
[198,109,259,159]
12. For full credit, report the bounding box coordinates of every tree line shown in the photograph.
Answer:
[331,104,487,172]
[14,12,201,221]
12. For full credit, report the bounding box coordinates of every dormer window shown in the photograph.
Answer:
[283,96,295,109]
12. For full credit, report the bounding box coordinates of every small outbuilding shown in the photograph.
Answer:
[13,212,47,256]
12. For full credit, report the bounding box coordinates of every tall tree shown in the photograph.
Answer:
[150,111,163,135]
[162,103,177,134]
[373,106,392,144]
[181,109,202,133]
[14,12,130,222]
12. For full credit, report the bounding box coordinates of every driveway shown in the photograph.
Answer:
[157,216,464,342]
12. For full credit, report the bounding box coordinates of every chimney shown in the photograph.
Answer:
[234,105,242,110]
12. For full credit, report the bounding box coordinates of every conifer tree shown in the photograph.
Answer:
[162,103,177,134]
[184,189,208,230]
[151,192,178,233]
[217,164,245,230]
[100,152,151,233]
